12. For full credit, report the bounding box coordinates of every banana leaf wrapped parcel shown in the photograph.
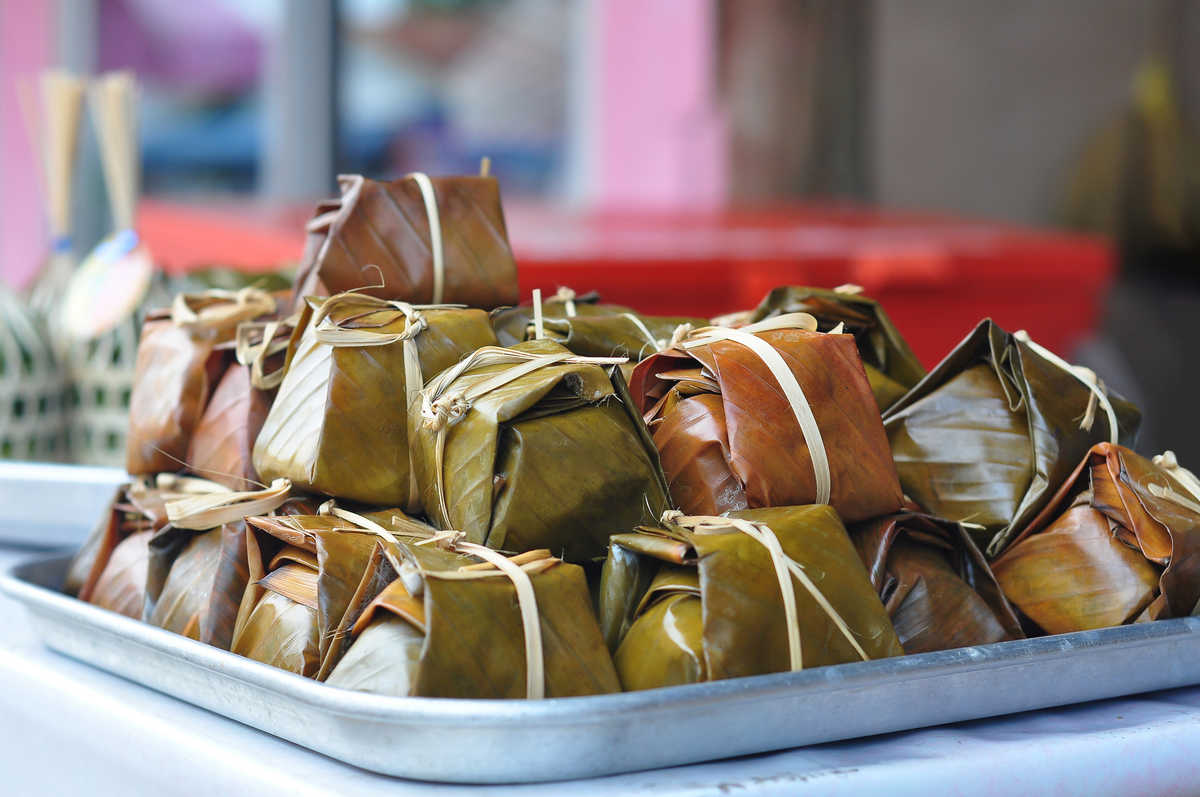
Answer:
[490,288,629,347]
[599,507,902,691]
[143,479,305,651]
[66,476,227,619]
[883,320,1141,556]
[230,506,418,678]
[327,529,620,699]
[850,511,1023,653]
[253,292,496,508]
[744,284,926,410]
[185,317,295,491]
[629,314,903,521]
[291,172,518,309]
[992,445,1200,635]
[411,340,671,563]
[126,288,279,474]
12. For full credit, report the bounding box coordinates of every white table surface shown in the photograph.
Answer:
[4,545,1200,796]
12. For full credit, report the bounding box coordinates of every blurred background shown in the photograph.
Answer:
[1,0,1198,462]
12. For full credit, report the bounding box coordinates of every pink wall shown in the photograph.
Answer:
[593,0,727,208]
[0,0,53,290]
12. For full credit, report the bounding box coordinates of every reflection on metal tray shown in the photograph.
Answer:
[0,463,124,547]
[6,553,1200,784]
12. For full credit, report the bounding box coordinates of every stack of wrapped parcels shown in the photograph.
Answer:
[66,167,1200,699]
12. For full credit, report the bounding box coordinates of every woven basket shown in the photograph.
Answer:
[0,287,69,461]
[61,319,140,466]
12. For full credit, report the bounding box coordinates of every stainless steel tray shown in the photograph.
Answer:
[0,462,124,547]
[7,552,1200,784]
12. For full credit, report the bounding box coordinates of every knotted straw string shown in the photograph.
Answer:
[165,478,291,530]
[681,312,833,505]
[554,286,577,317]
[1149,451,1200,514]
[171,287,276,335]
[661,510,870,668]
[317,501,547,699]
[1013,330,1118,444]
[312,291,465,509]
[235,316,296,390]
[406,172,445,304]
[420,346,626,524]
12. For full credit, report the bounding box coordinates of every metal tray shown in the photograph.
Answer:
[0,462,124,547]
[7,552,1200,784]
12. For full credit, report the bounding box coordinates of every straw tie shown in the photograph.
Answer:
[661,510,871,670]
[1014,330,1118,444]
[681,312,833,505]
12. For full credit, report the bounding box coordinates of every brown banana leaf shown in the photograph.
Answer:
[599,505,903,691]
[882,320,1141,557]
[66,479,176,605]
[125,312,228,474]
[410,339,671,563]
[291,174,518,309]
[992,444,1200,634]
[231,509,417,677]
[490,289,627,347]
[185,362,273,491]
[630,327,903,522]
[850,511,1023,653]
[144,498,317,650]
[89,531,153,619]
[746,285,926,410]
[327,541,619,698]
[253,294,496,507]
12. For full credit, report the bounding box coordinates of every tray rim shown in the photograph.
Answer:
[9,551,1200,782]
[8,552,1200,718]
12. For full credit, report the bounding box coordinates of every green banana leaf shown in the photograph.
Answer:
[490,290,630,347]
[290,173,519,309]
[599,505,903,691]
[538,313,707,381]
[253,294,496,507]
[746,285,926,410]
[993,444,1200,634]
[410,339,671,563]
[327,541,620,698]
[630,325,903,522]
[850,511,1023,653]
[883,320,1141,557]
[231,509,417,677]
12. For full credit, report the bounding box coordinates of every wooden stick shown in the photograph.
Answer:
[89,71,139,231]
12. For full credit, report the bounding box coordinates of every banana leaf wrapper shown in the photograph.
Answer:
[746,285,926,410]
[850,511,1023,653]
[629,327,903,521]
[598,506,903,691]
[882,320,1142,557]
[291,174,518,309]
[144,497,318,651]
[490,289,626,346]
[410,339,671,563]
[327,541,620,698]
[66,480,180,617]
[253,294,496,507]
[126,290,281,475]
[231,510,416,678]
[186,318,294,491]
[538,313,707,381]
[125,312,229,474]
[992,444,1200,634]
[185,363,272,491]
